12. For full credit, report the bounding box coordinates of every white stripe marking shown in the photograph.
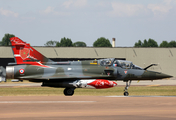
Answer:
[105,96,127,97]
[0,101,96,103]
[104,96,176,97]
[14,54,20,57]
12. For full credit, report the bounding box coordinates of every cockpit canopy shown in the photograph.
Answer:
[100,58,114,66]
[99,58,142,70]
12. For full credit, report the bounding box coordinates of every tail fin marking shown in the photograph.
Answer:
[10,37,53,67]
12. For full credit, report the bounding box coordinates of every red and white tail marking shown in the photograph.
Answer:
[10,37,53,67]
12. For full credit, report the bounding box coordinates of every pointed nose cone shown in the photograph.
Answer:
[149,71,173,79]
[141,71,173,80]
[155,72,173,79]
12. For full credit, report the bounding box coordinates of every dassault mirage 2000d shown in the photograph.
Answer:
[5,37,172,96]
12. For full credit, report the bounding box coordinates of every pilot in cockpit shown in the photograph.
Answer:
[113,60,142,70]
[113,60,120,67]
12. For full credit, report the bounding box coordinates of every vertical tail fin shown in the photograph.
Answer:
[10,37,53,66]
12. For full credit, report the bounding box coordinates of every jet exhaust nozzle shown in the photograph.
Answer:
[6,66,14,79]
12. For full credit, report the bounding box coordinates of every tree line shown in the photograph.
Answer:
[134,38,176,47]
[0,34,112,47]
[1,33,176,47]
[44,37,112,47]
[0,34,15,46]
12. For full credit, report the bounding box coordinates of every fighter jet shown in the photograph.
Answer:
[5,37,172,96]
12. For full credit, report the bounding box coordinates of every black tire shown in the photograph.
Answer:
[64,88,74,96]
[124,92,129,96]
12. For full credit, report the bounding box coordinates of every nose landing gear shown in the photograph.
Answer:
[124,80,132,96]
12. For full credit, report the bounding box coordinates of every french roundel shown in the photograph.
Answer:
[19,69,25,74]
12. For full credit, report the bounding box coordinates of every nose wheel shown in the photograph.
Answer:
[124,80,132,96]
[124,91,129,96]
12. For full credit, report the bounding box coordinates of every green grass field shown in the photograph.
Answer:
[5,79,31,83]
[0,86,175,96]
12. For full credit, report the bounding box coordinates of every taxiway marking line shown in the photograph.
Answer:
[104,96,176,97]
[0,101,96,103]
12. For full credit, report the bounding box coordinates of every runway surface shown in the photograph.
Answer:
[0,96,176,120]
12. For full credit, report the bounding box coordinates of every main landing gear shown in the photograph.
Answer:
[64,88,75,96]
[124,80,132,96]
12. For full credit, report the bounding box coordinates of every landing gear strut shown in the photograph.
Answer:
[64,88,75,96]
[124,80,132,96]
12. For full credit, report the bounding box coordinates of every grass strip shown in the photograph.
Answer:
[0,86,175,96]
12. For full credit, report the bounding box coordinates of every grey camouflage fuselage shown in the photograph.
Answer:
[6,59,171,82]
